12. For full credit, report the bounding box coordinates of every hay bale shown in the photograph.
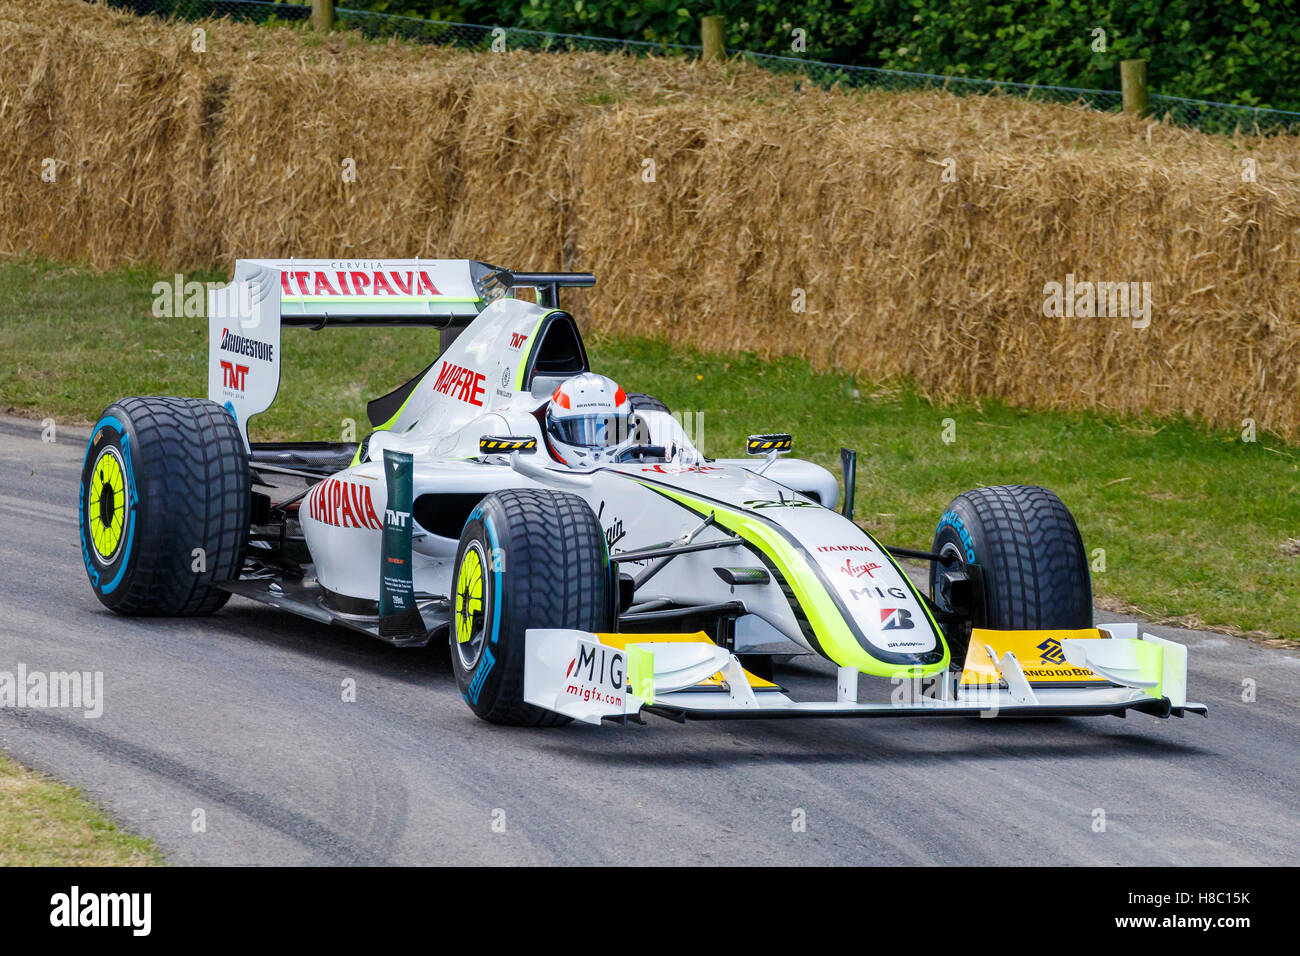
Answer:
[2,0,1299,440]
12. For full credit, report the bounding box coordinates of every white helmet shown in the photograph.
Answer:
[545,373,632,466]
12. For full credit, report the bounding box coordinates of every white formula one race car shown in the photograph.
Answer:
[78,259,1206,727]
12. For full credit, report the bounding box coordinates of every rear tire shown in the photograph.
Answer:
[450,489,614,726]
[79,397,249,615]
[627,393,671,448]
[929,485,1091,667]
[627,392,669,415]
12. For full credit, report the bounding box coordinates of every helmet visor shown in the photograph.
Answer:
[549,413,630,449]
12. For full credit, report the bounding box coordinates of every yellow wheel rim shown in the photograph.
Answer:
[455,543,485,648]
[88,446,128,563]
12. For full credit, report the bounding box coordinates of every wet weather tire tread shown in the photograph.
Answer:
[931,485,1091,660]
[86,397,249,616]
[453,489,612,727]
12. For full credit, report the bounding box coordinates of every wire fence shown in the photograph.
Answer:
[103,0,1300,136]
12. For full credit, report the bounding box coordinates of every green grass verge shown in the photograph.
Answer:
[0,752,162,865]
[3,258,1298,641]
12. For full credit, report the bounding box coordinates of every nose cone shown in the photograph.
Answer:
[635,472,950,677]
[768,514,950,675]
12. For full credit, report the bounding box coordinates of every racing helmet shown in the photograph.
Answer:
[545,373,632,465]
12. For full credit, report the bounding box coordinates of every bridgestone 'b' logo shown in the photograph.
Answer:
[220,327,274,362]
[881,608,914,630]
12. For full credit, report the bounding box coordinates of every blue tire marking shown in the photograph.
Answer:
[468,646,496,705]
[484,513,502,647]
[82,415,139,595]
[78,479,98,588]
[937,509,977,564]
[463,509,504,707]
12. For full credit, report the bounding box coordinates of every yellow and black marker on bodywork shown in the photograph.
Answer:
[745,433,793,455]
[479,435,537,455]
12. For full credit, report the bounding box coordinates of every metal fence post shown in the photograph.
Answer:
[701,15,725,63]
[312,0,334,33]
[1121,59,1148,117]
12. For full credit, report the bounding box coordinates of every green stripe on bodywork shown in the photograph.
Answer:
[513,311,558,391]
[637,482,948,678]
[351,369,427,466]
[374,379,421,433]
[626,645,656,704]
[351,356,440,467]
[1131,640,1165,699]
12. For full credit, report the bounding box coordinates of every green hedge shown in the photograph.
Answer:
[402,0,1300,111]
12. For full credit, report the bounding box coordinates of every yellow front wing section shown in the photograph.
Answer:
[960,628,1111,686]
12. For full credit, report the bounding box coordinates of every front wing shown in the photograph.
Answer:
[522,624,1208,724]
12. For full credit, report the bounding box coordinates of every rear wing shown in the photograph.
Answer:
[206,258,594,446]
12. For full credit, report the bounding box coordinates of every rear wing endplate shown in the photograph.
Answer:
[206,258,593,446]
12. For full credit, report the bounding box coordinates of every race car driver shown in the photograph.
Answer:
[543,372,633,466]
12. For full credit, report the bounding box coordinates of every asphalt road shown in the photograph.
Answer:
[1,415,1297,865]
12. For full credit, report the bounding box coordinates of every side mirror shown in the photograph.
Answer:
[479,435,537,455]
[746,433,792,455]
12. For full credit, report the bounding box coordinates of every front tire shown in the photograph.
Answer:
[79,397,249,616]
[450,489,614,726]
[929,485,1092,667]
